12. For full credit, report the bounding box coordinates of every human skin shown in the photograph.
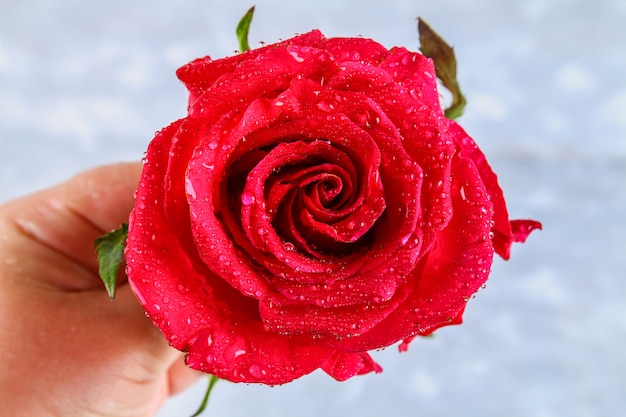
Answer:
[0,162,200,417]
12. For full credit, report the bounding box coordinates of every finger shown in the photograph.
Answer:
[90,284,205,396]
[167,355,205,396]
[79,282,184,370]
[61,162,142,233]
[0,162,141,286]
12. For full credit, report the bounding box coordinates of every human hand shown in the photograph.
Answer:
[0,163,201,417]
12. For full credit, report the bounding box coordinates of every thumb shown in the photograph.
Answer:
[1,162,142,286]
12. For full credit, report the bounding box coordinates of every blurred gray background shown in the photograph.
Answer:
[1,1,624,416]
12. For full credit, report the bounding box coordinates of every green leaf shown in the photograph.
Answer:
[189,374,220,417]
[236,6,256,52]
[93,223,128,299]
[418,17,467,120]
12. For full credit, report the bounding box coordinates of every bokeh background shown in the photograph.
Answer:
[1,0,625,416]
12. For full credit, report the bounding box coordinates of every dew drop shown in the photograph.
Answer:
[241,192,255,206]
[289,50,305,63]
[248,364,264,378]
[185,178,197,199]
[401,54,414,65]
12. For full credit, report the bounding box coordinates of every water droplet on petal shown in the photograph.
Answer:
[241,192,255,206]
[185,178,197,199]
[289,50,305,62]
[249,364,264,378]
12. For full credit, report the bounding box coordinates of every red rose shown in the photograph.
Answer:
[125,30,540,385]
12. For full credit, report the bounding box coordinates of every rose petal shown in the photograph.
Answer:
[328,61,394,93]
[380,47,442,112]
[327,153,495,352]
[187,42,339,119]
[177,30,328,102]
[321,351,382,381]
[511,219,543,242]
[449,121,543,259]
[324,36,389,66]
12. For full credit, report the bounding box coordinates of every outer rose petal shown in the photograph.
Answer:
[321,351,382,381]
[511,219,543,242]
[449,121,542,258]
[323,36,389,65]
[176,30,327,103]
[186,40,339,120]
[380,46,442,112]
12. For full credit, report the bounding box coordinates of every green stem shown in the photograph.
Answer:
[189,375,220,417]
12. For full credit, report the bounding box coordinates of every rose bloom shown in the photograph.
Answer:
[125,30,540,385]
